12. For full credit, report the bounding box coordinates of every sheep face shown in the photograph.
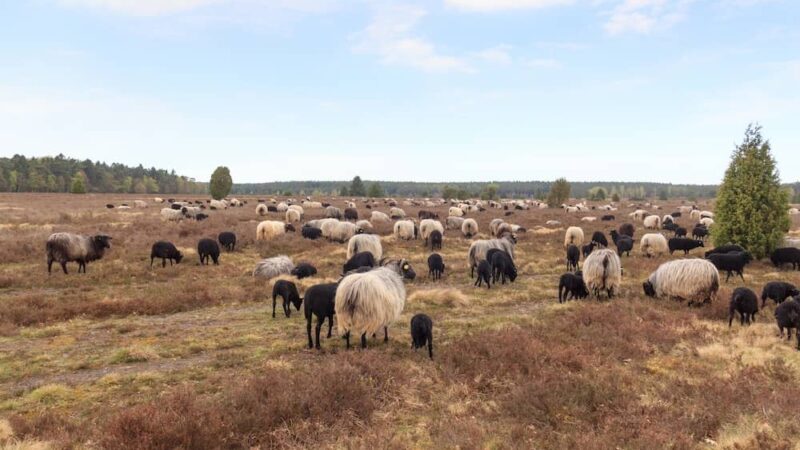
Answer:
[94,235,112,250]
[643,281,656,297]
[401,261,416,280]
[285,224,296,232]
[174,252,184,264]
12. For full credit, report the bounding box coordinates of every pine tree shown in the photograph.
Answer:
[350,176,366,197]
[713,124,790,258]
[70,172,87,194]
[209,166,233,200]
[368,182,384,198]
[546,178,571,207]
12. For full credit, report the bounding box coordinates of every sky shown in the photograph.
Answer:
[0,0,798,184]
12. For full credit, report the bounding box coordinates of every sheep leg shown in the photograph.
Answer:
[728,311,734,327]
[61,261,68,274]
[272,295,277,318]
[327,315,333,338]
[361,333,367,349]
[284,298,291,318]
[738,271,745,282]
[315,316,324,349]
[307,317,314,349]
[344,332,351,349]
[162,258,167,268]
[384,327,388,342]
[47,257,54,274]
[427,337,433,359]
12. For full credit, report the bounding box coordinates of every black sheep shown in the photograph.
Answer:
[267,205,278,212]
[775,298,800,349]
[291,262,317,279]
[609,230,633,257]
[566,244,580,271]
[601,215,615,221]
[490,251,517,284]
[272,279,302,318]
[618,223,635,238]
[706,251,752,282]
[504,211,514,216]
[197,238,220,265]
[195,213,208,221]
[170,203,182,210]
[301,226,323,240]
[344,208,358,221]
[770,247,800,270]
[668,238,704,255]
[558,271,589,303]
[705,244,746,258]
[429,230,443,250]
[218,231,237,251]
[692,226,709,240]
[671,212,682,218]
[761,281,800,308]
[662,222,678,233]
[150,241,183,267]
[582,242,595,258]
[427,253,445,281]
[343,251,376,274]
[105,204,115,209]
[304,283,338,349]
[410,314,434,359]
[674,227,687,238]
[474,260,491,289]
[729,287,758,327]
[591,231,608,248]
[418,210,439,220]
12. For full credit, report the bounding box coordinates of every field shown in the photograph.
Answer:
[2,193,800,449]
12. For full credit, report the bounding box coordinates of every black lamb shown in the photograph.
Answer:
[344,208,358,221]
[770,247,800,270]
[218,231,237,251]
[566,244,580,271]
[490,250,517,284]
[304,283,338,349]
[601,215,615,221]
[197,238,220,265]
[706,251,752,282]
[291,262,317,279]
[558,271,589,303]
[775,298,800,349]
[272,279,302,318]
[474,260,491,289]
[301,226,323,240]
[150,241,183,267]
[674,227,687,238]
[692,226,709,240]
[618,223,635,238]
[410,313,434,359]
[582,242,595,257]
[705,244,746,258]
[729,287,758,327]
[429,230,442,250]
[761,281,800,308]
[343,251,376,274]
[591,231,608,248]
[668,237,704,255]
[427,253,445,281]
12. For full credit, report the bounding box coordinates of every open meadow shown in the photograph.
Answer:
[2,193,800,449]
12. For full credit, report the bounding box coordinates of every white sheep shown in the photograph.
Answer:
[134,200,148,208]
[643,215,662,230]
[286,209,302,223]
[276,202,289,212]
[394,220,418,240]
[446,216,465,230]
[160,208,184,221]
[489,218,505,237]
[419,219,444,242]
[329,221,363,243]
[448,206,464,217]
[335,267,406,348]
[461,218,479,238]
[256,204,268,216]
[467,235,516,278]
[253,255,294,279]
[356,220,374,232]
[46,232,112,274]
[303,201,323,209]
[153,197,164,203]
[700,217,714,227]
[583,248,622,298]
[256,220,295,241]
[580,216,597,222]
[630,209,648,221]
[789,208,799,215]
[640,233,668,257]
[390,207,406,219]
[347,234,383,261]
[564,226,584,247]
[370,211,391,223]
[643,259,720,305]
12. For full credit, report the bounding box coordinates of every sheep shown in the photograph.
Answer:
[326,206,344,220]
[276,202,289,212]
[700,217,714,227]
[429,230,443,250]
[370,211,391,223]
[133,200,147,208]
[267,205,278,212]
[319,219,343,239]
[160,207,185,222]
[662,214,673,225]
[609,230,634,257]
[582,248,622,299]
[446,216,465,230]
[699,210,714,219]
[770,247,800,270]
[46,233,111,274]
[591,231,608,248]
[343,234,381,262]
[329,222,364,243]
[343,252,376,275]
[668,238,704,255]
[418,210,439,220]
[490,250,517,284]
[209,199,227,210]
[692,226,709,240]
[218,231,236,252]
[729,287,758,327]
[489,218,505,237]
[582,242,595,257]
[285,208,302,223]
[474,260,492,289]
[790,208,799,215]
[558,272,589,303]
[355,220,373,233]
[580,216,597,222]
[674,227,687,238]
[601,215,615,221]
[510,224,526,234]
[197,238,220,265]
[643,259,720,305]
[706,251,753,282]
[291,263,317,279]
[344,208,359,221]
[643,215,662,230]
[775,299,800,349]
[105,204,115,209]
[255,204,268,216]
[428,253,445,280]
[301,226,323,240]
[640,233,668,257]
[394,220,419,240]
[288,204,304,218]
[150,241,183,267]
[546,220,561,226]
[448,206,464,217]
[272,279,302,318]
[467,236,516,278]
[761,281,799,308]
[181,206,202,218]
[154,197,164,203]
[618,223,635,238]
[335,267,406,349]
[564,226,584,248]
[631,209,648,221]
[381,258,417,280]
[390,207,406,219]
[566,244,580,271]
[256,220,296,241]
[410,314,434,359]
[253,255,294,279]
[420,219,445,243]
[461,218,479,238]
[302,201,323,209]
[304,282,339,349]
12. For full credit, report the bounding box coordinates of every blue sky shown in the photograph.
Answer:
[0,0,798,184]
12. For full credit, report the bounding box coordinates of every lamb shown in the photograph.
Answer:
[643,259,720,305]
[692,226,709,240]
[420,219,445,244]
[474,260,492,289]
[429,230,443,250]
[335,267,406,349]
[394,220,419,240]
[674,227,687,238]
[490,250,517,284]
[46,233,112,274]
[291,262,317,279]
[729,287,758,327]
[446,216,465,230]
[591,231,608,248]
[775,299,800,349]
[582,248,622,299]
[668,238,704,255]
[705,244,746,257]
[390,207,406,219]
[272,279,302,318]
[255,204,268,216]
[564,226,584,247]
[370,211,391,223]
[618,223,635,238]
[380,258,417,280]
[197,238,220,265]
[256,221,296,241]
[304,282,339,349]
[640,233,668,257]
[461,218,479,238]
[410,314,434,359]
[344,208,359,221]
[150,241,183,267]
[609,230,633,257]
[253,255,294,279]
[706,251,753,282]
[582,242,595,258]
[428,253,445,280]
[467,235,515,278]
[770,247,800,270]
[643,215,662,230]
[218,231,236,251]
[558,272,589,303]
[448,206,464,217]
[761,281,799,308]
[160,207,185,222]
[566,244,580,271]
[301,226,323,240]
[343,251,376,274]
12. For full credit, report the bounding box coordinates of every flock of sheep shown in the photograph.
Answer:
[44,195,800,356]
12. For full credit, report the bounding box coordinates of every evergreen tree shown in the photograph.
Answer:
[368,182,384,198]
[481,183,499,200]
[611,192,620,202]
[209,166,233,200]
[70,172,87,194]
[339,185,349,196]
[350,176,366,197]
[546,178,571,207]
[713,125,790,258]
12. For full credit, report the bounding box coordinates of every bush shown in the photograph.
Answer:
[208,166,232,200]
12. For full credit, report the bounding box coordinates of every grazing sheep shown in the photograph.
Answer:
[276,202,289,212]
[601,215,615,221]
[347,234,383,261]
[418,210,439,220]
[328,222,364,243]
[775,299,800,349]
[564,226,585,248]
[253,255,294,279]
[255,204,268,216]
[692,226,709,240]
[304,283,339,349]
[490,250,517,284]
[729,287,758,327]
[288,204,304,218]
[301,226,323,240]
[150,241,183,267]
[394,220,419,240]
[272,279,302,318]
[356,220,373,232]
[674,227,687,238]
[448,206,464,217]
[344,208,359,221]
[160,207,185,222]
[154,197,164,203]
[609,231,634,257]
[429,230,443,250]
[343,252,376,274]
[197,238,220,265]
[705,244,746,257]
[699,210,714,219]
[302,201,323,209]
[662,215,673,225]
[181,206,202,218]
[390,207,406,219]
[580,216,597,222]
[474,260,492,289]
[446,216,465,230]
[467,236,516,278]
[195,213,208,221]
[46,233,112,274]
[461,218,479,238]
[582,242,596,258]
[286,208,302,223]
[370,211,391,223]
[770,247,800,270]
[706,251,753,282]
[256,220,296,241]
[428,253,445,280]
[640,233,668,257]
[489,218,505,237]
[668,238,705,255]
[700,217,715,227]
[106,204,115,209]
[546,220,561,226]
[582,249,622,299]
[381,258,417,280]
[643,259,720,305]
[420,219,445,243]
[558,272,589,303]
[761,281,799,308]
[335,267,406,349]
[326,206,344,220]
[631,209,648,221]
[410,314,434,359]
[566,244,580,271]
[643,215,662,230]
[209,199,227,210]
[218,231,236,251]
[291,263,317,279]
[618,223,635,238]
[591,231,608,248]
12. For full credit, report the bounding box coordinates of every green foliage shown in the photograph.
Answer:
[658,189,668,201]
[713,124,790,258]
[282,190,293,196]
[611,192,620,202]
[70,172,87,194]
[209,166,233,200]
[339,185,349,196]
[546,178,571,207]
[441,185,458,200]
[367,182,384,198]
[480,183,499,201]
[588,187,607,201]
[350,176,366,197]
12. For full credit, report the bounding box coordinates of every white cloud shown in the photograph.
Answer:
[604,0,692,35]
[444,0,574,12]
[527,58,562,68]
[474,45,513,64]
[352,5,470,73]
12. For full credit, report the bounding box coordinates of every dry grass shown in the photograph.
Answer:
[1,193,800,448]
